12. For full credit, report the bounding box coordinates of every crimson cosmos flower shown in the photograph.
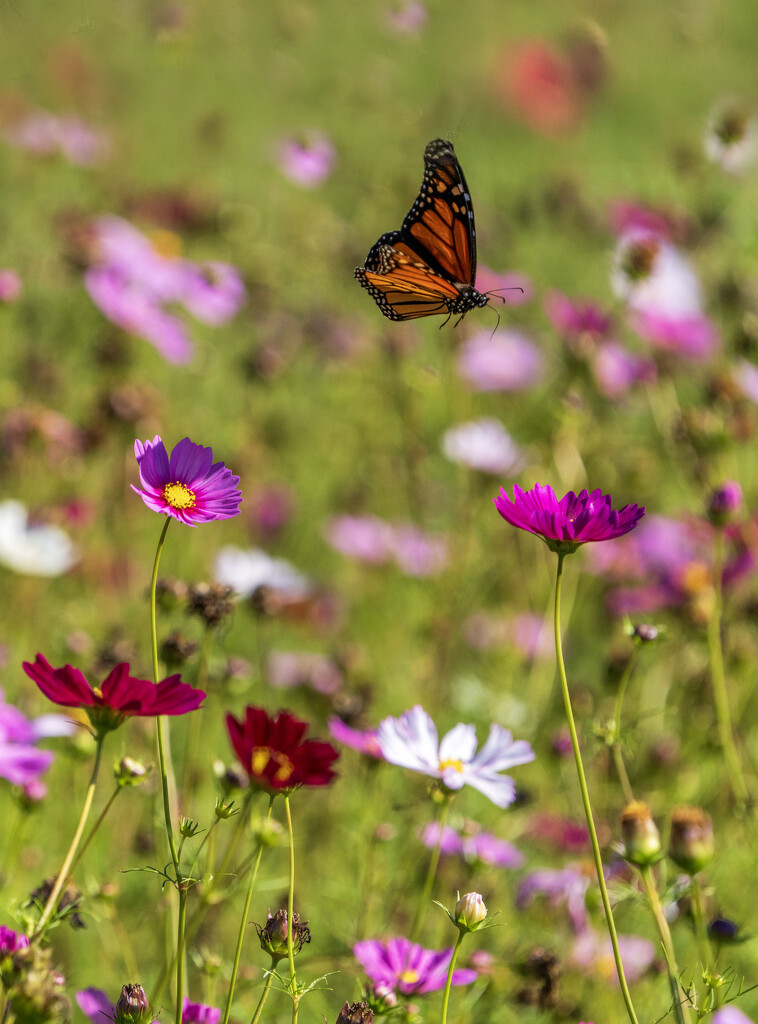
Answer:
[23,655,205,737]
[226,706,339,793]
[132,436,242,526]
[494,483,645,554]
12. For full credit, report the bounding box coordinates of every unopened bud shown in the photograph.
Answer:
[114,984,150,1024]
[620,801,662,866]
[632,622,660,643]
[669,807,714,874]
[115,757,148,787]
[214,798,238,820]
[455,891,488,931]
[336,1001,374,1024]
[707,481,743,526]
[179,817,201,838]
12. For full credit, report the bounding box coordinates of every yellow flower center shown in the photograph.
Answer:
[163,482,196,510]
[438,757,464,774]
[148,228,183,260]
[92,686,103,699]
[250,747,295,784]
[399,969,419,985]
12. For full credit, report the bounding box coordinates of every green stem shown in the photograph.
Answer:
[553,553,640,1024]
[250,963,276,1024]
[609,647,639,803]
[410,797,451,944]
[440,930,465,1024]
[690,877,714,977]
[612,746,635,805]
[182,626,214,793]
[284,794,297,983]
[708,529,749,808]
[175,890,188,1024]
[32,737,105,941]
[640,865,691,1024]
[69,785,122,875]
[221,795,275,1024]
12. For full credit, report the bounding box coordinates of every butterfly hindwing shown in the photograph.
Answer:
[355,138,489,322]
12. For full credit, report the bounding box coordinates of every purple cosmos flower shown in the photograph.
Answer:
[376,705,534,808]
[474,266,534,306]
[276,132,335,188]
[442,419,526,476]
[458,329,543,391]
[0,926,29,953]
[132,436,241,527]
[76,988,160,1024]
[0,270,21,303]
[0,686,75,788]
[517,865,592,932]
[328,717,383,758]
[182,1000,221,1024]
[494,483,645,554]
[708,481,743,525]
[421,821,524,868]
[570,930,655,984]
[592,341,656,398]
[353,937,477,996]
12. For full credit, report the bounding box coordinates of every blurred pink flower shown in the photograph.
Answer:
[458,329,544,391]
[630,309,719,362]
[712,1008,755,1024]
[609,201,675,239]
[517,864,592,932]
[391,525,448,577]
[421,820,524,868]
[384,0,428,34]
[328,717,383,758]
[495,40,581,135]
[545,291,612,345]
[571,930,655,984]
[475,266,534,306]
[0,270,22,302]
[526,812,589,852]
[734,360,758,403]
[3,109,110,166]
[267,651,343,695]
[276,132,335,187]
[326,515,396,565]
[442,418,526,475]
[592,341,657,397]
[0,686,75,788]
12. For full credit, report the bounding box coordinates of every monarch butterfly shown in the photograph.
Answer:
[354,138,490,323]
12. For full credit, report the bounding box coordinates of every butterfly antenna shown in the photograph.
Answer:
[486,286,525,307]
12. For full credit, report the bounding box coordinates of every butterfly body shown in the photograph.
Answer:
[355,138,489,322]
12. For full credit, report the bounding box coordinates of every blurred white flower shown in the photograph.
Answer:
[705,102,757,175]
[214,546,311,598]
[442,418,526,475]
[611,230,703,317]
[0,501,78,577]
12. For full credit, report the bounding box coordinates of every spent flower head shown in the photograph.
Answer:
[494,483,645,555]
[376,705,534,808]
[132,436,242,526]
[255,909,311,962]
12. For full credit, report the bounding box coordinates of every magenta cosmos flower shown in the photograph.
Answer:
[226,706,339,793]
[353,937,477,997]
[132,436,242,526]
[494,483,645,554]
[23,655,205,737]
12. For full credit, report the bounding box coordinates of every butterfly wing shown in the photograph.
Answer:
[355,139,487,321]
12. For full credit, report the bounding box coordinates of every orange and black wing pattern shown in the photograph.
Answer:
[354,139,489,322]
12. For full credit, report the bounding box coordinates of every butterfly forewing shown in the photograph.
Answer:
[354,138,489,322]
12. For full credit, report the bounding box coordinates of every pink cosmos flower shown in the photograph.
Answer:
[630,309,718,362]
[376,705,535,808]
[182,1000,221,1024]
[0,686,74,788]
[517,865,592,932]
[494,483,645,553]
[23,655,205,736]
[495,40,581,136]
[267,651,343,695]
[734,360,758,403]
[712,1008,755,1024]
[0,270,22,303]
[77,989,159,1024]
[384,0,428,35]
[592,341,656,397]
[571,930,655,984]
[0,927,29,953]
[276,132,335,188]
[526,812,589,852]
[458,329,543,391]
[442,419,526,476]
[325,515,396,565]
[328,717,383,758]
[3,109,110,166]
[421,821,524,868]
[545,291,612,345]
[353,937,477,996]
[132,436,242,526]
[390,526,448,577]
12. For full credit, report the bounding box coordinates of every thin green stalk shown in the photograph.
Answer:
[32,737,105,941]
[439,930,465,1024]
[284,795,298,1006]
[553,553,640,1024]
[182,625,214,793]
[690,877,723,1011]
[612,746,635,805]
[609,647,638,803]
[410,797,451,944]
[708,529,749,808]
[250,964,276,1024]
[70,784,121,875]
[640,865,691,1024]
[221,795,275,1024]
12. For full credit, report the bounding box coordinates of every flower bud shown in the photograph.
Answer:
[669,806,714,874]
[455,891,488,930]
[214,797,238,820]
[114,984,151,1024]
[707,481,743,526]
[254,909,311,963]
[179,817,201,838]
[620,801,662,866]
[631,622,660,643]
[336,1001,374,1024]
[115,757,148,788]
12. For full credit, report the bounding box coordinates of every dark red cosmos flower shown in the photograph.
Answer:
[23,654,205,737]
[226,706,339,793]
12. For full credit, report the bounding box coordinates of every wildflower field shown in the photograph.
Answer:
[3,2,758,1023]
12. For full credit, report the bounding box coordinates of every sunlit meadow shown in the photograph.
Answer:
[2,2,758,1023]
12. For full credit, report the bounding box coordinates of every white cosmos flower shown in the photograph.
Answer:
[611,231,703,318]
[376,705,535,808]
[214,545,311,598]
[0,501,78,577]
[442,418,526,475]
